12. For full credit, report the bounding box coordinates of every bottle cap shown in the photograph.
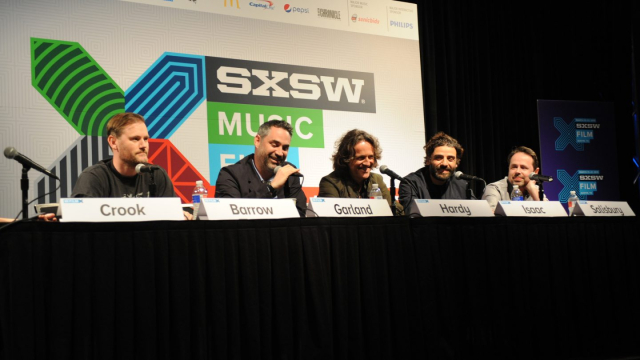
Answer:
[196,180,203,185]
[372,183,379,189]
[570,190,576,195]
[513,185,519,188]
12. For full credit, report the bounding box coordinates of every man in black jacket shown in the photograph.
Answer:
[215,120,307,216]
[399,132,473,215]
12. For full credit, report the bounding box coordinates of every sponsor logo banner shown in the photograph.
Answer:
[206,56,376,113]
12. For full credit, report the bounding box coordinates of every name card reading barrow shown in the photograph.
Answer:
[307,197,392,217]
[572,201,635,216]
[201,198,299,220]
[59,197,184,222]
[495,201,568,217]
[411,199,494,217]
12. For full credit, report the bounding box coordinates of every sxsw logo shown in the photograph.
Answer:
[284,4,308,13]
[557,169,603,200]
[206,57,376,113]
[554,117,600,151]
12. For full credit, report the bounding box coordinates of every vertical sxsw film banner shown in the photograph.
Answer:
[0,0,424,217]
[537,100,619,204]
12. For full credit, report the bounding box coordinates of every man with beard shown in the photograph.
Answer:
[318,129,393,206]
[482,146,546,212]
[215,120,307,217]
[71,112,177,199]
[399,132,473,215]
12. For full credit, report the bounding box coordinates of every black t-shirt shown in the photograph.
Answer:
[71,159,176,198]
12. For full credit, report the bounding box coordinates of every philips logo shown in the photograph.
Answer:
[390,21,413,29]
[206,57,376,113]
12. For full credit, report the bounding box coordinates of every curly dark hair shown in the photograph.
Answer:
[423,132,464,166]
[331,129,382,171]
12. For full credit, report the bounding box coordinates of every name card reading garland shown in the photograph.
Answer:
[307,198,392,217]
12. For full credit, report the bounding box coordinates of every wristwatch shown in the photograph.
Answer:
[266,181,277,197]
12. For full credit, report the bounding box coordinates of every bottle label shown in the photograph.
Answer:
[511,196,523,201]
[193,194,201,204]
[370,196,383,200]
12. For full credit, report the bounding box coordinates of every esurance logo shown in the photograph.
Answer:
[250,0,273,10]
[284,4,308,13]
[206,57,376,113]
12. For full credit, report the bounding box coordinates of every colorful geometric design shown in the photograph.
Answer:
[554,117,584,151]
[125,53,206,139]
[35,136,112,204]
[557,169,583,202]
[31,38,125,136]
[149,139,211,203]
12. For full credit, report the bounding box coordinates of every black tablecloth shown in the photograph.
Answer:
[1,217,640,359]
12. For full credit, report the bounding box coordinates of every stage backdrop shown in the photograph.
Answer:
[0,0,423,218]
[537,100,619,204]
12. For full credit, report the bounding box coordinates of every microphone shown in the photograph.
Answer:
[454,171,484,182]
[380,165,404,181]
[274,161,303,177]
[4,146,60,180]
[529,173,553,182]
[135,164,160,174]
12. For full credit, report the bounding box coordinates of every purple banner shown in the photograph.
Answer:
[537,100,619,203]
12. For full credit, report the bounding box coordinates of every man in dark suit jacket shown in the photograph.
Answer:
[214,120,307,216]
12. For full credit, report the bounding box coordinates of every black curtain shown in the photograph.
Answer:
[401,0,640,209]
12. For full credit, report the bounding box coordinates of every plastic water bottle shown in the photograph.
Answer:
[192,180,208,220]
[511,185,523,201]
[567,190,579,216]
[369,183,383,200]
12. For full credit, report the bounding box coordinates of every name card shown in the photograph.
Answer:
[572,201,635,216]
[495,201,568,217]
[59,197,184,222]
[410,199,494,217]
[307,197,392,217]
[200,198,300,220]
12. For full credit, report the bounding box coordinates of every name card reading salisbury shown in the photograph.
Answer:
[59,198,184,222]
[307,197,392,217]
[410,199,494,217]
[200,198,299,220]
[572,201,635,216]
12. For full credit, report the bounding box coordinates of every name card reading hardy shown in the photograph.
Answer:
[307,197,392,217]
[572,201,635,216]
[410,199,494,217]
[494,201,568,217]
[59,197,184,222]
[200,198,299,220]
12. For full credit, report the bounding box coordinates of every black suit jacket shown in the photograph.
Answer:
[215,154,307,217]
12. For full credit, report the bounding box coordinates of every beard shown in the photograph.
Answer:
[258,150,285,176]
[429,163,453,182]
[121,150,148,168]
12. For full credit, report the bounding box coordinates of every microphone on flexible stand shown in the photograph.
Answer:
[454,171,485,200]
[136,164,160,197]
[4,147,60,180]
[274,161,303,177]
[380,165,404,216]
[529,173,553,182]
